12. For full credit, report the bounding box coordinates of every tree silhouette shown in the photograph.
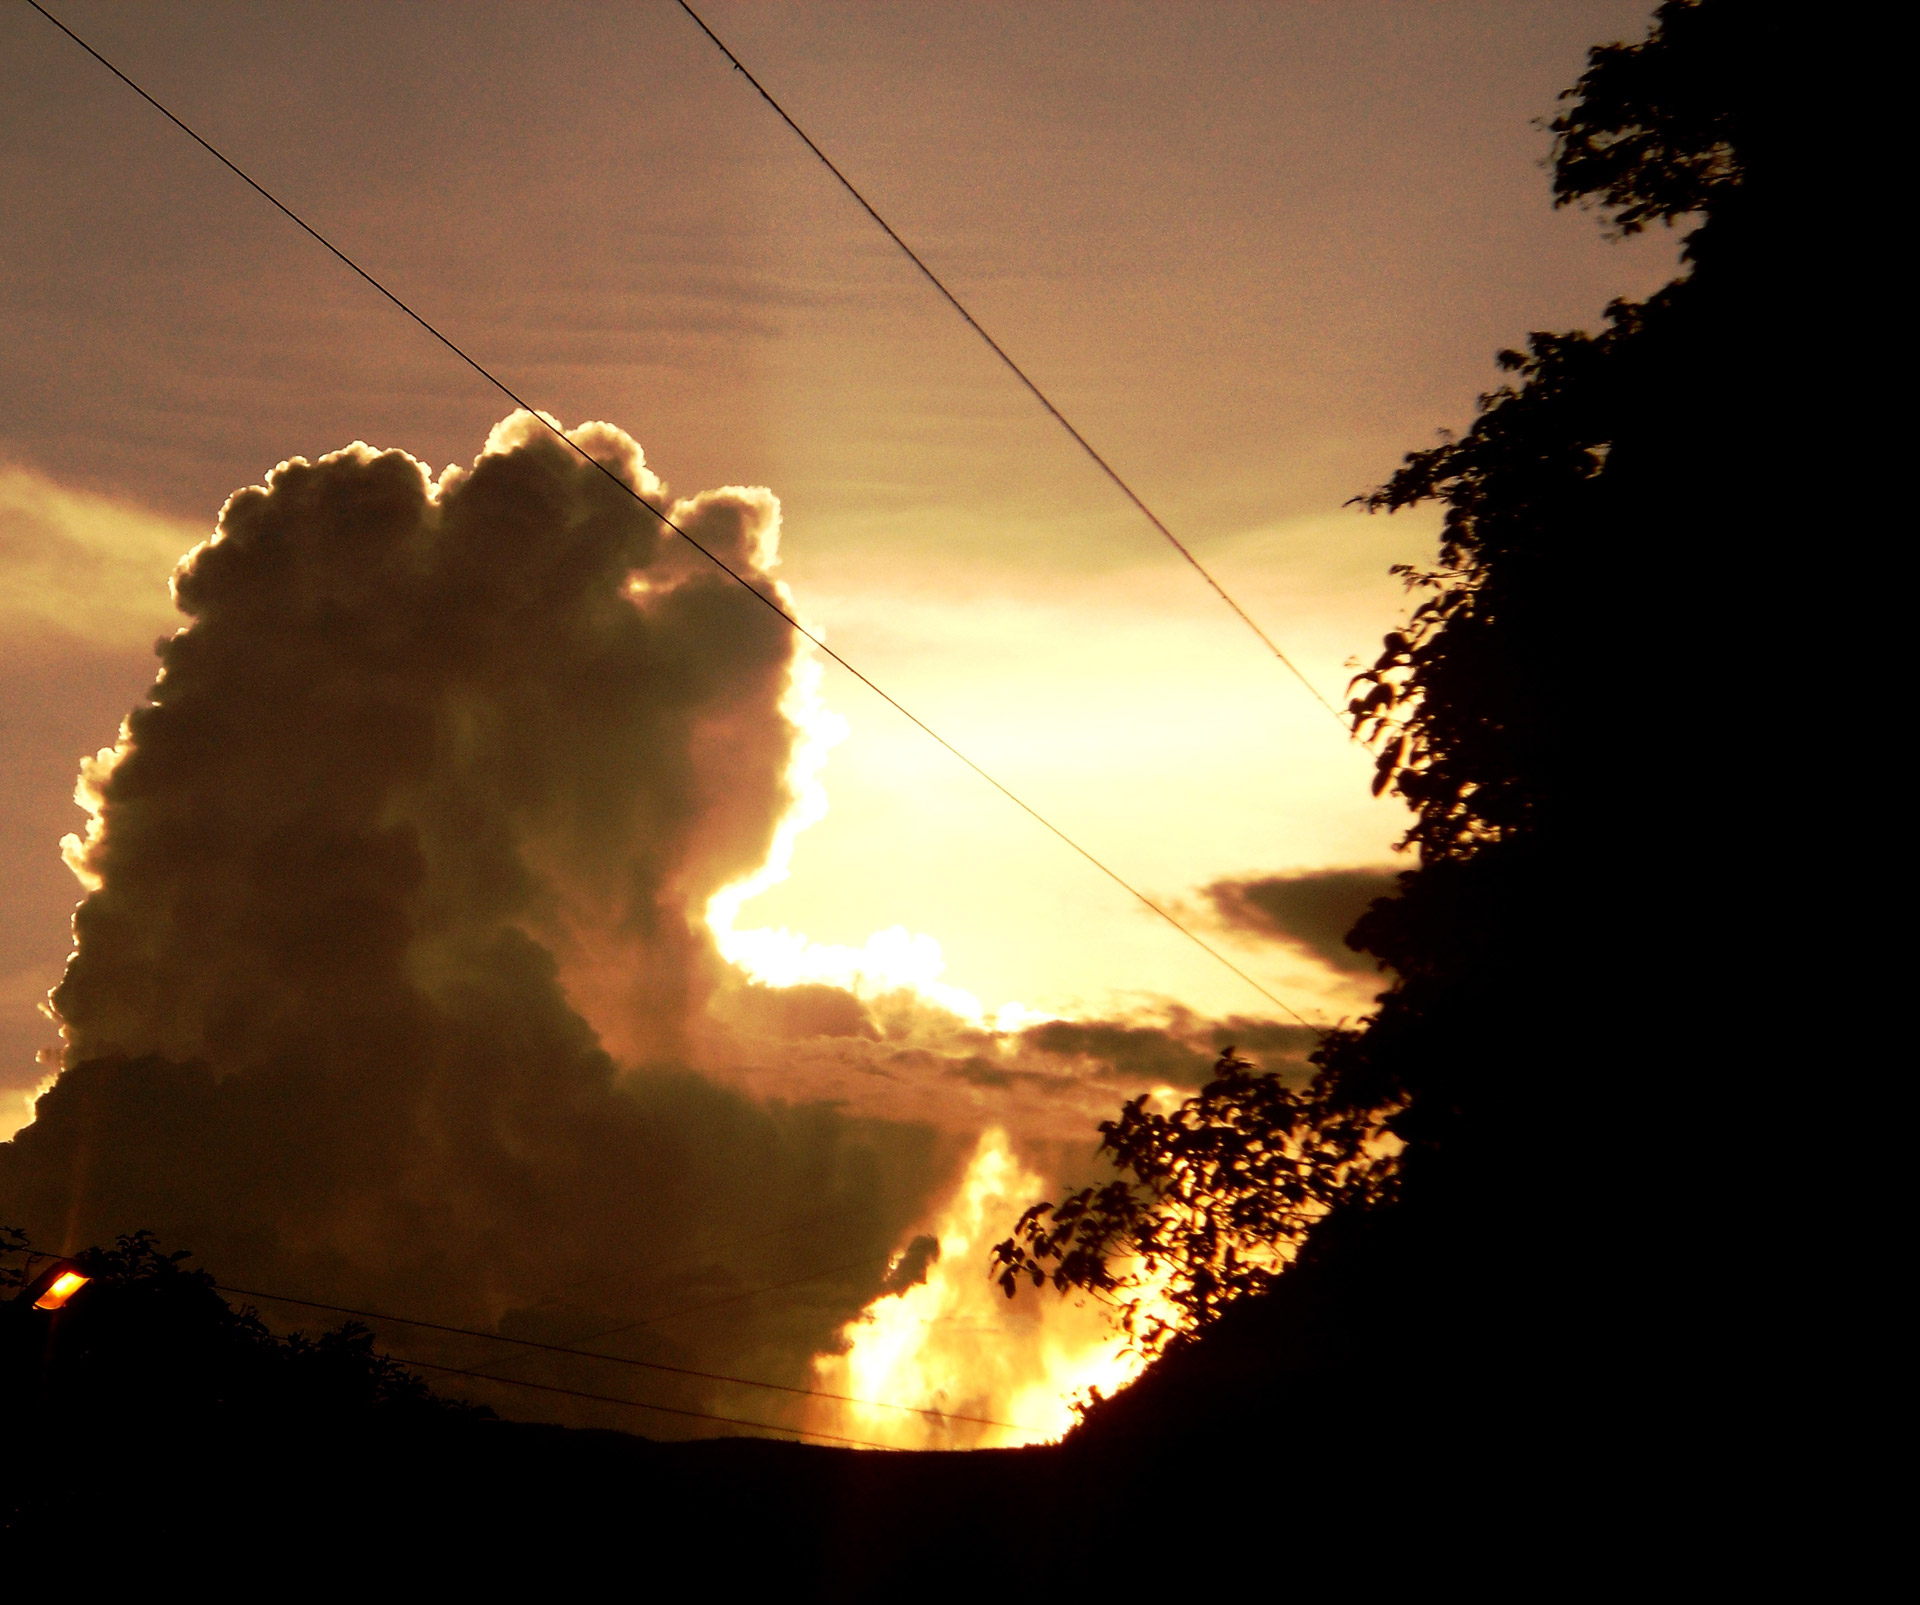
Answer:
[2,1228,472,1535]
[3,1228,463,1415]
[996,0,1786,1393]
[992,1049,1394,1354]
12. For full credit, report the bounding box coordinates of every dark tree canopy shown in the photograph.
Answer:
[1547,0,1772,238]
[998,0,1790,1388]
[1351,0,1786,871]
[3,1226,462,1410]
[5,1225,489,1545]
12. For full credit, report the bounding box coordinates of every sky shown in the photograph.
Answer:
[0,1,1682,1441]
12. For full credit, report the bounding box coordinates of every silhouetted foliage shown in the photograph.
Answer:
[1347,0,1783,866]
[1546,0,1767,237]
[1346,320,1618,861]
[992,1049,1395,1352]
[4,1227,485,1542]
[2,1228,466,1430]
[0,1223,29,1290]
[1001,0,1784,1372]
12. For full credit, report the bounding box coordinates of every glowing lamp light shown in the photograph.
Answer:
[35,1271,89,1310]
[20,1261,91,1311]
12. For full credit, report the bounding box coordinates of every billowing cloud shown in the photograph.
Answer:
[0,414,1327,1438]
[1018,1019,1215,1087]
[0,415,959,1430]
[48,412,801,1073]
[0,467,205,1132]
[703,986,1320,1144]
[1203,867,1401,975]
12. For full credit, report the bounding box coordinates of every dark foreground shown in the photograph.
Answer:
[6,1211,1635,1594]
[9,1352,1543,1592]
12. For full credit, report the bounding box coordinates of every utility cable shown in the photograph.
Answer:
[8,1243,1015,1430]
[522,1204,867,1308]
[396,1357,904,1450]
[215,1278,1021,1430]
[549,1254,886,1343]
[464,1254,891,1387]
[9,1245,961,1445]
[670,0,1345,725]
[22,0,1321,1028]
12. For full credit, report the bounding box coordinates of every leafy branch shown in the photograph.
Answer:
[991,1049,1399,1357]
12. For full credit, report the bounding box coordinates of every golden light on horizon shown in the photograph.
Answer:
[809,1129,1174,1449]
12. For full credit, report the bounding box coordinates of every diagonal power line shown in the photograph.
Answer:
[670,0,1345,725]
[23,0,1319,1029]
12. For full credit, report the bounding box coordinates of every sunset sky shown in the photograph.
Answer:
[1,0,1679,1109]
[0,1,1683,1444]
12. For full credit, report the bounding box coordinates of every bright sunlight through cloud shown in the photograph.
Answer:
[809,1129,1163,1449]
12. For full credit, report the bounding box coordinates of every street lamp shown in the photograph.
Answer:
[16,1259,91,1311]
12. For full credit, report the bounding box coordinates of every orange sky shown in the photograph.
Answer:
[0,0,1682,1125]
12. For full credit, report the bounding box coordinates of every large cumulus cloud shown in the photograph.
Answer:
[0,413,1328,1434]
[0,466,192,1124]
[52,413,797,1074]
[0,415,954,1431]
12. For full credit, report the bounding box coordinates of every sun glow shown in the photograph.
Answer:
[704,637,847,949]
[722,921,1047,1031]
[808,1129,1157,1449]
[704,640,1046,1034]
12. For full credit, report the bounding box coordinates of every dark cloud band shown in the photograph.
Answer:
[1204,868,1400,975]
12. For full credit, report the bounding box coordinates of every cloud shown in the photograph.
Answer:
[0,619,167,1120]
[696,995,1321,1147]
[1017,1019,1216,1086]
[1203,867,1401,975]
[0,414,1345,1434]
[1019,1010,1318,1088]
[713,980,881,1042]
[0,415,957,1431]
[877,1233,939,1296]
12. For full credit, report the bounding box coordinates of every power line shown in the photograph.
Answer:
[477,1255,890,1389]
[6,1242,1018,1433]
[521,1204,867,1309]
[670,0,1345,726]
[5,1234,905,1445]
[215,1278,1022,1431]
[555,1254,886,1342]
[460,1254,890,1386]
[22,0,1321,1030]
[475,1249,928,1386]
[398,1357,903,1450]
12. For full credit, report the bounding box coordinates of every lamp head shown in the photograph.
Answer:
[18,1259,91,1311]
